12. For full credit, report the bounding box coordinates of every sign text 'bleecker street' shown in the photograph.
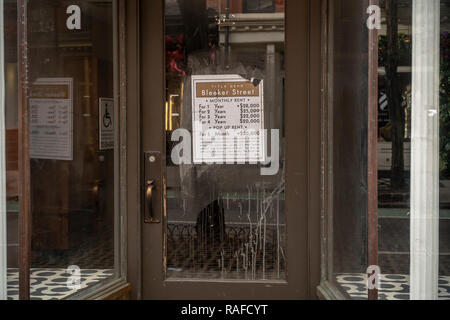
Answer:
[196,81,260,98]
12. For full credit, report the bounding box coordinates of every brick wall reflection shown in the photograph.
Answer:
[206,0,285,14]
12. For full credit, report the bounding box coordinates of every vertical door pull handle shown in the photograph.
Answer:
[144,180,157,223]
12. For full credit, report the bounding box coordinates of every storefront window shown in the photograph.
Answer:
[324,0,369,300]
[3,0,18,300]
[377,0,413,300]
[440,0,450,300]
[0,0,8,301]
[243,0,275,13]
[164,0,286,281]
[376,0,450,300]
[1,0,122,300]
[322,0,450,300]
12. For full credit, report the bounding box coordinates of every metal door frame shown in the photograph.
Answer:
[125,0,322,300]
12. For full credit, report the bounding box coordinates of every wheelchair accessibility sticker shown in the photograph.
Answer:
[99,98,114,150]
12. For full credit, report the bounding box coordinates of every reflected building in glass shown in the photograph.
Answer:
[0,0,449,301]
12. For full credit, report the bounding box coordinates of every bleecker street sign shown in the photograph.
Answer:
[192,74,265,164]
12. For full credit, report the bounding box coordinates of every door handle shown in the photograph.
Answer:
[144,180,158,223]
[143,151,161,224]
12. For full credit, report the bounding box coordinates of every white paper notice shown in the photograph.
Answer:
[99,98,114,150]
[29,78,73,161]
[192,74,265,164]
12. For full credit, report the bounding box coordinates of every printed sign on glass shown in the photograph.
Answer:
[29,78,73,161]
[192,74,265,164]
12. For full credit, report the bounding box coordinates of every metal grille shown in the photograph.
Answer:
[167,222,286,280]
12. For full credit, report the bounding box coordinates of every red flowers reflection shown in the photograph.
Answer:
[166,34,186,77]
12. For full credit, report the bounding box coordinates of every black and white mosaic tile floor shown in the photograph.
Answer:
[7,268,114,300]
[337,274,450,300]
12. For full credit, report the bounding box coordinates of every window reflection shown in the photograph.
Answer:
[165,0,286,281]
[28,0,116,299]
[329,0,369,300]
[3,0,18,300]
[439,0,450,298]
[377,0,450,300]
[3,0,117,300]
[244,0,275,13]
[377,1,412,286]
[332,0,450,300]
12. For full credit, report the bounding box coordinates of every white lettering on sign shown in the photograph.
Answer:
[66,5,81,30]
[192,74,265,164]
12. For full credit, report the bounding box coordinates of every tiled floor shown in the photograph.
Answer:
[336,273,450,300]
[7,268,114,300]
[30,212,115,269]
[6,210,116,300]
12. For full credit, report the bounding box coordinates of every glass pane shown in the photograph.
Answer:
[375,0,450,300]
[25,0,116,299]
[440,0,450,299]
[330,0,450,301]
[164,0,286,281]
[377,0,412,300]
[244,0,275,13]
[329,0,369,300]
[3,0,19,300]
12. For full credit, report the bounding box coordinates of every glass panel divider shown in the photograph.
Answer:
[0,0,6,302]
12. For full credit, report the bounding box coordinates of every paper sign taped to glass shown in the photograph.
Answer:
[191,74,265,164]
[176,52,284,219]
[29,78,73,161]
